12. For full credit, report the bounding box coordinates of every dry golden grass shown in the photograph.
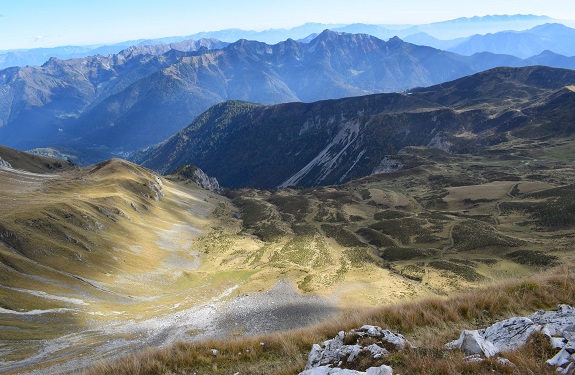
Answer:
[81,263,575,375]
[4,150,575,373]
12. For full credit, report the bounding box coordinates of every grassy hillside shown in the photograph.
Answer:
[3,143,575,373]
[0,157,233,373]
[0,145,75,173]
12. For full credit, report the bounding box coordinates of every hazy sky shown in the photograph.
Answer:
[1,0,574,50]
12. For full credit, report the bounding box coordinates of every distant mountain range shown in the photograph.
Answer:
[447,23,575,58]
[0,14,561,70]
[132,66,575,189]
[6,30,575,160]
[3,30,575,163]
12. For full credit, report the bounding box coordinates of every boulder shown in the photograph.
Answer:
[448,305,575,373]
[529,305,575,337]
[482,317,539,353]
[446,330,498,357]
[447,316,542,356]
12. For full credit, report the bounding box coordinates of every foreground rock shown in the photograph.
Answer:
[446,304,575,373]
[299,325,412,375]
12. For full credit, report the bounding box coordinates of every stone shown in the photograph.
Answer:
[305,344,323,369]
[358,325,413,349]
[495,357,516,367]
[346,345,362,363]
[530,305,575,337]
[446,330,498,357]
[564,327,575,342]
[564,362,575,375]
[365,344,388,359]
[359,325,383,337]
[547,348,572,367]
[365,365,393,375]
[301,326,400,375]
[298,366,332,375]
[298,365,393,375]
[552,337,569,349]
[447,305,575,373]
[482,317,539,353]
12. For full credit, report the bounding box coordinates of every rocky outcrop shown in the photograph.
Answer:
[168,164,221,193]
[299,325,412,375]
[371,157,403,175]
[0,156,12,169]
[447,304,575,373]
[299,366,393,375]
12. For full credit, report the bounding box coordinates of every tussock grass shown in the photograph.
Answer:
[82,263,575,375]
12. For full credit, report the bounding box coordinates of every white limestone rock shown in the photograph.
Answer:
[365,344,388,359]
[446,330,498,357]
[552,337,569,349]
[358,325,414,349]
[298,365,393,375]
[530,305,575,337]
[306,344,324,369]
[302,326,401,375]
[548,348,572,367]
[482,317,540,353]
[447,304,575,373]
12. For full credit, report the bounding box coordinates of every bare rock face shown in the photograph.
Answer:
[300,325,411,375]
[168,164,221,193]
[447,304,575,373]
[0,156,12,169]
[371,157,403,175]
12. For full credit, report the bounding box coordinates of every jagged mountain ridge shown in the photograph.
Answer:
[0,14,554,71]
[2,30,570,160]
[0,38,227,148]
[0,39,228,71]
[133,66,575,189]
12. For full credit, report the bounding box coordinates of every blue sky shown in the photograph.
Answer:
[1,0,574,50]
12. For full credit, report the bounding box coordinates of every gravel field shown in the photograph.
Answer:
[10,281,337,375]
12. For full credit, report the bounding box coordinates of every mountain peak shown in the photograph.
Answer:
[316,29,343,39]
